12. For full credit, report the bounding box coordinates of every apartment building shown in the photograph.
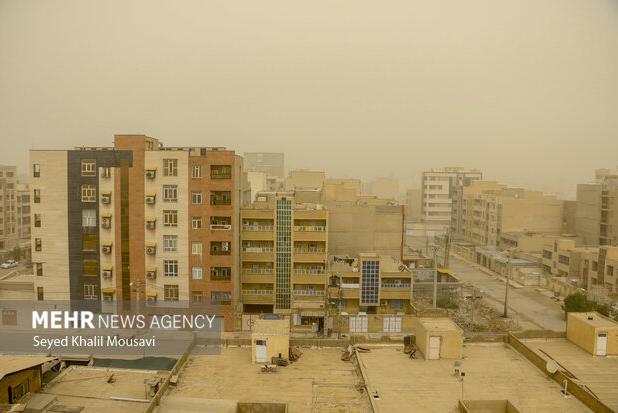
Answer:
[575,171,618,247]
[240,192,328,327]
[365,177,399,200]
[421,167,482,231]
[243,152,284,179]
[284,169,326,191]
[0,166,24,259]
[327,253,413,318]
[457,181,564,247]
[15,183,31,241]
[30,135,248,330]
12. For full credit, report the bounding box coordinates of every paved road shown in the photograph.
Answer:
[450,255,566,331]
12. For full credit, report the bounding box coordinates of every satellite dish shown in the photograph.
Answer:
[546,360,559,374]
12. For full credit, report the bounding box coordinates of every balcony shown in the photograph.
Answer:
[294,225,326,232]
[211,165,232,180]
[294,268,325,275]
[210,224,232,231]
[242,273,275,283]
[243,225,273,232]
[241,247,274,261]
[380,289,412,300]
[293,290,325,296]
[381,283,411,289]
[293,249,326,263]
[210,192,232,206]
[241,289,274,304]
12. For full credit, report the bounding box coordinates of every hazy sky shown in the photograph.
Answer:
[1,0,617,198]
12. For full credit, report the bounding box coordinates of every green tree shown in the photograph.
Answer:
[563,292,594,313]
[11,245,21,261]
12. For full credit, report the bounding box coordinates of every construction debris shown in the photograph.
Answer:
[289,346,303,362]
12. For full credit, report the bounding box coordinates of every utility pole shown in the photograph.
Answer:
[444,229,451,268]
[432,246,438,308]
[503,251,511,318]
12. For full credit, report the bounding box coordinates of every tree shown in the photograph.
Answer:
[563,292,594,313]
[11,245,21,261]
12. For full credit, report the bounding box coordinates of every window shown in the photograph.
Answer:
[81,184,96,202]
[163,235,178,252]
[35,263,43,277]
[192,266,203,279]
[34,214,41,228]
[192,291,203,302]
[164,260,179,277]
[210,191,231,205]
[192,216,202,229]
[163,159,178,176]
[211,291,231,305]
[35,238,42,252]
[211,165,232,179]
[192,164,202,178]
[82,234,97,251]
[164,284,179,301]
[192,242,203,256]
[33,164,40,178]
[33,189,41,203]
[82,209,97,227]
[37,287,44,301]
[81,159,96,176]
[608,265,615,276]
[84,284,98,300]
[82,260,98,276]
[192,191,203,204]
[12,380,29,401]
[163,185,178,202]
[210,267,231,280]
[163,210,178,227]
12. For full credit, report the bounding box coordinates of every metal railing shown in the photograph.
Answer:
[242,290,273,295]
[210,224,232,230]
[294,268,325,275]
[293,290,325,296]
[294,226,326,232]
[242,225,273,232]
[381,283,411,289]
[294,249,326,254]
[243,268,273,274]
[242,247,274,253]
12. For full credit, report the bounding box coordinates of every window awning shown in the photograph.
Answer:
[146,167,157,171]
[146,290,158,297]
[102,242,113,247]
[102,287,116,294]
[146,242,157,247]
[146,267,157,273]
[145,192,157,197]
[101,191,112,196]
[102,265,113,271]
[100,212,112,218]
[145,216,157,222]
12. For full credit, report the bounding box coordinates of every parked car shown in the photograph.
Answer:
[0,260,18,269]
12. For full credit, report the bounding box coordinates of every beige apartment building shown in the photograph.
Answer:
[575,170,618,247]
[421,166,482,230]
[240,192,328,328]
[284,169,326,191]
[365,176,399,200]
[30,135,249,331]
[456,181,564,247]
[0,166,31,261]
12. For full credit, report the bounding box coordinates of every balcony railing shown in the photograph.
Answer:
[243,247,274,253]
[243,225,273,232]
[294,249,325,254]
[244,268,273,274]
[294,268,325,275]
[210,250,231,256]
[381,283,411,289]
[341,283,360,289]
[210,224,232,230]
[294,226,326,232]
[242,290,273,295]
[211,199,232,206]
[293,290,325,296]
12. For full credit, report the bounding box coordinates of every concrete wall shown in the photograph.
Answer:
[0,367,42,404]
[566,313,618,356]
[411,317,463,359]
[251,333,289,363]
[575,183,601,247]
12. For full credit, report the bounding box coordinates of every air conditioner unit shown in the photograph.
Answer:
[222,242,229,251]
[145,170,156,179]
[146,220,156,230]
[145,245,156,255]
[380,300,388,306]
[146,270,157,279]
[145,195,156,205]
[102,245,112,254]
[101,194,111,204]
[103,295,113,302]
[147,296,157,303]
[101,217,112,229]
[102,270,113,278]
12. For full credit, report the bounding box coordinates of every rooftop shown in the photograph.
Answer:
[417,317,463,333]
[0,356,56,380]
[521,338,618,411]
[167,347,371,412]
[357,344,588,412]
[568,312,618,329]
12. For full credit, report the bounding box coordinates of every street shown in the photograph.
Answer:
[450,255,566,332]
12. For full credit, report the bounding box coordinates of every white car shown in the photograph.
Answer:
[0,260,18,269]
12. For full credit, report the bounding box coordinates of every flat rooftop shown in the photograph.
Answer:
[569,312,618,329]
[167,347,371,413]
[38,365,168,413]
[417,317,462,333]
[357,343,588,412]
[522,338,618,411]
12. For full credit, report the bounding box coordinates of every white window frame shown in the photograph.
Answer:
[192,164,202,178]
[192,217,202,229]
[84,284,98,300]
[163,159,178,176]
[81,184,97,202]
[163,185,178,202]
[164,260,179,277]
[163,235,178,252]
[192,191,203,204]
[192,242,203,256]
[81,159,97,176]
[82,209,97,227]
[163,210,178,227]
[192,266,203,280]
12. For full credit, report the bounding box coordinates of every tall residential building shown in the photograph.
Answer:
[366,177,399,200]
[421,167,482,230]
[240,192,328,326]
[30,135,249,331]
[15,183,31,241]
[243,152,285,179]
[575,171,618,247]
[285,169,326,191]
[0,166,19,258]
[457,181,564,247]
[405,189,422,222]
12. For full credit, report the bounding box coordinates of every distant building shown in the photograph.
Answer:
[0,356,56,404]
[0,165,18,259]
[575,170,618,247]
[30,135,250,331]
[240,192,328,329]
[421,167,482,231]
[405,189,422,222]
[366,176,399,200]
[243,152,284,179]
[284,169,326,191]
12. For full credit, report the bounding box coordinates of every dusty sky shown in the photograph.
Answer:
[1,0,617,198]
